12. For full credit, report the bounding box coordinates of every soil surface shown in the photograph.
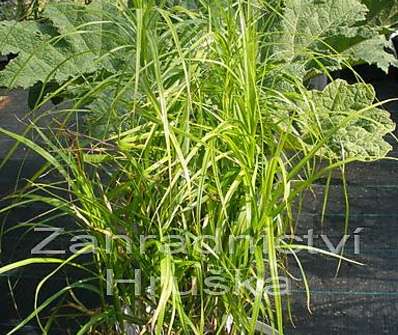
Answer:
[286,77,398,334]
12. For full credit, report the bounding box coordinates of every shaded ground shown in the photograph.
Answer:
[0,90,88,334]
[286,78,398,334]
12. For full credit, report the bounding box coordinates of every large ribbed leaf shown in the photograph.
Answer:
[362,0,398,27]
[0,0,126,88]
[278,0,368,60]
[297,80,395,159]
[276,0,398,72]
[343,34,397,72]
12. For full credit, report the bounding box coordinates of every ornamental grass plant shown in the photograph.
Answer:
[0,1,397,334]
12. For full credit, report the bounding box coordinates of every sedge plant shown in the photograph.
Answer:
[0,0,396,334]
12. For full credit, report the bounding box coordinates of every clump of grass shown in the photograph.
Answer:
[0,1,395,334]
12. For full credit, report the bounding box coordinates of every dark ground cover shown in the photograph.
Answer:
[286,76,398,334]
